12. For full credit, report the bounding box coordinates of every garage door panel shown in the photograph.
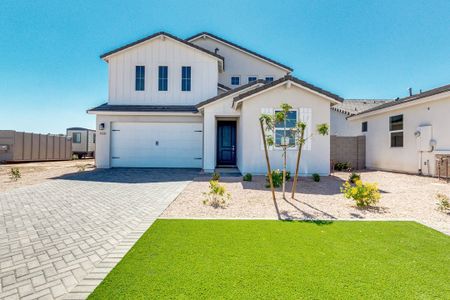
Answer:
[111,122,202,168]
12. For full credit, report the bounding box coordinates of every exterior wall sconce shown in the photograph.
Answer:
[99,123,105,130]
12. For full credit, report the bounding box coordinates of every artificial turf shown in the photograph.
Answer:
[89,220,450,299]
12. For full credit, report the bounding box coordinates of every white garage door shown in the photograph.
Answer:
[110,122,202,168]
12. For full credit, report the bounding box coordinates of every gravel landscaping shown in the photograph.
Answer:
[162,171,450,235]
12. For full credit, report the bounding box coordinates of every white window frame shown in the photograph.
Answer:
[273,108,298,150]
[248,76,258,83]
[72,132,81,144]
[389,114,404,148]
[231,76,240,86]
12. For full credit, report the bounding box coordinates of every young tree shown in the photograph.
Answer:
[259,114,276,201]
[291,123,329,198]
[275,103,293,200]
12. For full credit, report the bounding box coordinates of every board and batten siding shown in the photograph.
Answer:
[107,37,219,105]
[190,37,289,88]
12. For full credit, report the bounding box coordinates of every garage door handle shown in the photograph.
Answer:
[194,157,202,160]
[112,129,120,132]
[112,157,120,159]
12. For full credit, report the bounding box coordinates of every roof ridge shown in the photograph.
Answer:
[187,32,293,72]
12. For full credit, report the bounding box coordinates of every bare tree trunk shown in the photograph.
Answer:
[282,118,287,199]
[260,119,276,201]
[291,127,305,198]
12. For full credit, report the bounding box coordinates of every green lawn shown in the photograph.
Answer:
[89,220,450,299]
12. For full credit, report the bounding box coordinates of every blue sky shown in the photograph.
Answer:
[1,0,449,134]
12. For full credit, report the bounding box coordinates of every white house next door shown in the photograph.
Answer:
[110,122,202,168]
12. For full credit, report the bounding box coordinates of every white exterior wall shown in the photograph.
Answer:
[190,37,289,88]
[95,114,202,168]
[349,94,450,176]
[107,37,218,105]
[330,109,362,136]
[239,85,332,175]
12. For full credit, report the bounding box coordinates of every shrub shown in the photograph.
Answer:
[312,173,320,182]
[334,162,351,171]
[349,172,361,183]
[211,172,221,181]
[9,168,21,181]
[341,180,381,207]
[266,169,291,188]
[436,193,450,213]
[203,180,230,208]
[243,173,252,182]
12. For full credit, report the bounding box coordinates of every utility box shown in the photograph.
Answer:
[416,125,433,152]
[0,130,72,163]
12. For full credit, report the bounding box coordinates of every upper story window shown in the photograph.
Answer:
[181,66,191,91]
[231,76,240,86]
[248,76,257,83]
[265,76,274,83]
[274,110,297,147]
[158,66,168,91]
[72,132,81,143]
[362,121,368,132]
[389,114,403,147]
[135,66,145,91]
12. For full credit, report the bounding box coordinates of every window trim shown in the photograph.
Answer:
[362,121,368,132]
[389,114,404,148]
[135,65,145,91]
[72,132,81,144]
[273,108,298,150]
[248,76,257,83]
[231,76,240,86]
[181,66,191,91]
[158,66,168,91]
[265,76,274,83]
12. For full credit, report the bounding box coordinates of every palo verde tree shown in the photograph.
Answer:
[291,122,329,198]
[259,114,276,201]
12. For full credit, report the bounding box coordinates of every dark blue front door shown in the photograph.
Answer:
[217,121,236,166]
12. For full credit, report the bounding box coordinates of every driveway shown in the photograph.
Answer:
[0,168,198,299]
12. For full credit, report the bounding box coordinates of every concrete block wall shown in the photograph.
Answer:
[330,135,366,170]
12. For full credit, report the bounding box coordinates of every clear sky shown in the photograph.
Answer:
[1,0,449,134]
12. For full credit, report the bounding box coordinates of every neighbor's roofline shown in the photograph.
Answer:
[100,31,224,63]
[348,84,450,120]
[187,32,293,72]
[232,75,343,107]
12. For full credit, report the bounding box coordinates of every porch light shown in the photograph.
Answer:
[99,123,105,130]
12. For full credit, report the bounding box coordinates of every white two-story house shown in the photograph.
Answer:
[88,31,343,174]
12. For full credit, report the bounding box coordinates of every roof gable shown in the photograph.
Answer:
[100,32,224,64]
[187,32,293,72]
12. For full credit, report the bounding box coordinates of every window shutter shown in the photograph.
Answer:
[260,108,274,150]
[299,107,312,151]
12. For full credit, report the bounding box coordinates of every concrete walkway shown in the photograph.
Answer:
[0,168,198,299]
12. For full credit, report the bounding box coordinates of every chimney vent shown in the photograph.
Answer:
[408,87,413,96]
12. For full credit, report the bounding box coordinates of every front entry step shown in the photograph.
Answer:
[214,167,241,177]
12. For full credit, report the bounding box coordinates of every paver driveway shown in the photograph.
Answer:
[0,168,198,299]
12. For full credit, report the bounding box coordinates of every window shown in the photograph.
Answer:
[248,76,257,83]
[181,66,191,91]
[389,114,403,147]
[72,132,81,143]
[231,76,240,85]
[93,133,96,144]
[158,66,168,91]
[135,66,145,91]
[362,121,368,132]
[274,110,297,147]
[265,76,274,83]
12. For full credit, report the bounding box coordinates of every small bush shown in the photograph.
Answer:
[349,172,361,183]
[312,173,320,182]
[334,162,351,171]
[341,180,381,207]
[243,173,252,181]
[436,193,450,213]
[9,168,21,181]
[211,172,221,181]
[203,180,230,208]
[266,169,291,188]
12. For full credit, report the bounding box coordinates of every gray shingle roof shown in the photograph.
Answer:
[331,99,391,116]
[233,75,343,104]
[187,32,293,72]
[100,32,224,63]
[87,103,198,113]
[351,83,450,117]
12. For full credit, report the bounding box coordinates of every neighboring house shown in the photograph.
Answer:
[331,99,391,136]
[88,31,343,175]
[347,85,450,176]
[66,127,96,158]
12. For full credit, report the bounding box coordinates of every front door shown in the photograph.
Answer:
[217,121,236,166]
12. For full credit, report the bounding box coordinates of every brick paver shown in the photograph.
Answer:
[0,168,197,299]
